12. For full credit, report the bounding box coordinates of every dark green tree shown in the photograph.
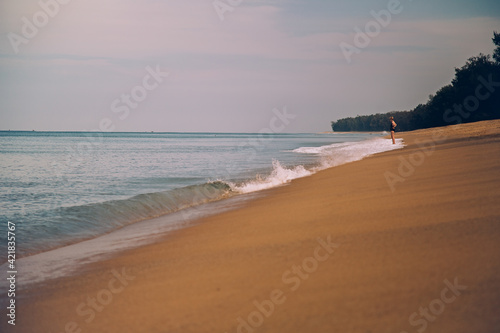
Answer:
[493,31,500,63]
[331,32,500,132]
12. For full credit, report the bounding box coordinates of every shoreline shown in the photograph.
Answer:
[1,131,384,261]
[7,120,500,333]
[2,134,400,271]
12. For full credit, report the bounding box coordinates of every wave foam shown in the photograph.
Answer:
[295,137,404,170]
[233,138,404,194]
[234,160,312,193]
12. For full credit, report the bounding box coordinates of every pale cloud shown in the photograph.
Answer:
[2,0,287,59]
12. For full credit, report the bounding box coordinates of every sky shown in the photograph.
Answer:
[0,0,499,132]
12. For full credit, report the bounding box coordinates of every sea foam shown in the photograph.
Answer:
[233,137,404,193]
[233,160,312,193]
[297,137,404,170]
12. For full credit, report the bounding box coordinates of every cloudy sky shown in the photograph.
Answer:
[0,0,499,132]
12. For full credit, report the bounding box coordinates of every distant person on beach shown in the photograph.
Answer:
[389,117,397,144]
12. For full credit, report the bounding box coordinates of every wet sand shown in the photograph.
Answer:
[9,120,500,333]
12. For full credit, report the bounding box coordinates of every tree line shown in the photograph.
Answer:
[331,32,500,132]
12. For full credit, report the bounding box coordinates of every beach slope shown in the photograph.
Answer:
[10,120,500,333]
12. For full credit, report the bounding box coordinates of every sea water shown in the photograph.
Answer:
[0,131,403,287]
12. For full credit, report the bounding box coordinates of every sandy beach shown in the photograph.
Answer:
[9,120,500,333]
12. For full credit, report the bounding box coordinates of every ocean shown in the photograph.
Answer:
[0,131,403,288]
